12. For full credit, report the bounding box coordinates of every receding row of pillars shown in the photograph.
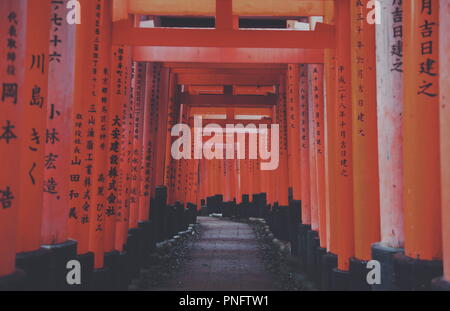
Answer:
[0,0,450,291]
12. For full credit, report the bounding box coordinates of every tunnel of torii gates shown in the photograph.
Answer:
[0,0,449,291]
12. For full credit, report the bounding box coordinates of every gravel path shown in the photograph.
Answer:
[147,216,277,291]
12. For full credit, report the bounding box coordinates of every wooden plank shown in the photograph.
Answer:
[133,47,324,64]
[127,0,333,17]
[177,73,281,85]
[113,21,335,48]
[183,94,276,107]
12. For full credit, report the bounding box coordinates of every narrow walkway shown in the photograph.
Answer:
[153,217,277,291]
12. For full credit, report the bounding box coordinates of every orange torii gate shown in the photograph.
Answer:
[40,0,78,290]
[437,0,450,291]
[396,0,442,290]
[330,0,354,287]
[15,0,51,290]
[2,0,450,292]
[0,0,27,289]
[371,0,405,292]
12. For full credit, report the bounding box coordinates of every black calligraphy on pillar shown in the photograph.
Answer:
[391,0,404,72]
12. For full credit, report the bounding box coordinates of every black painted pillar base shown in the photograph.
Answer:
[349,258,371,291]
[91,267,113,291]
[71,252,94,291]
[288,200,301,257]
[297,224,311,267]
[115,251,131,290]
[40,240,78,291]
[431,277,450,291]
[138,220,155,267]
[104,250,121,291]
[320,252,338,291]
[306,230,319,281]
[315,247,327,288]
[127,227,144,278]
[331,268,351,291]
[0,270,26,291]
[393,253,443,290]
[16,247,52,290]
[371,243,403,291]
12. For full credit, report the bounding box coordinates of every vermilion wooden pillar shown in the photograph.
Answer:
[312,65,327,247]
[104,45,127,253]
[440,0,450,284]
[129,62,146,229]
[0,0,26,278]
[16,0,51,254]
[403,0,441,261]
[68,0,95,254]
[333,0,354,273]
[87,0,113,269]
[153,67,170,189]
[324,4,338,255]
[115,54,133,252]
[41,0,76,247]
[147,63,162,204]
[299,64,311,226]
[350,0,380,264]
[138,63,157,222]
[395,1,443,290]
[276,80,289,206]
[374,0,404,250]
[164,72,179,204]
[308,66,319,233]
[286,65,302,201]
[397,0,443,290]
[371,0,405,290]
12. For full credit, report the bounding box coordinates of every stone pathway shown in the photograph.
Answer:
[150,217,277,291]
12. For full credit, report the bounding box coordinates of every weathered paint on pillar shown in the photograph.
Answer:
[116,60,135,252]
[308,66,319,232]
[68,0,96,254]
[164,73,180,204]
[299,64,311,225]
[350,0,380,261]
[0,0,27,277]
[403,0,441,261]
[375,0,404,248]
[440,0,450,281]
[88,0,113,269]
[148,63,162,202]
[16,0,51,253]
[138,63,157,221]
[312,65,327,247]
[286,64,302,201]
[104,45,126,253]
[323,3,338,254]
[153,67,169,188]
[334,0,354,271]
[42,0,76,246]
[129,62,146,229]
[277,80,289,206]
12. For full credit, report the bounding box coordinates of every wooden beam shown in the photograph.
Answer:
[216,0,237,30]
[133,47,324,63]
[164,63,287,69]
[127,0,333,17]
[113,0,128,21]
[172,68,285,75]
[177,73,281,85]
[113,22,335,48]
[183,94,276,107]
[190,106,273,116]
